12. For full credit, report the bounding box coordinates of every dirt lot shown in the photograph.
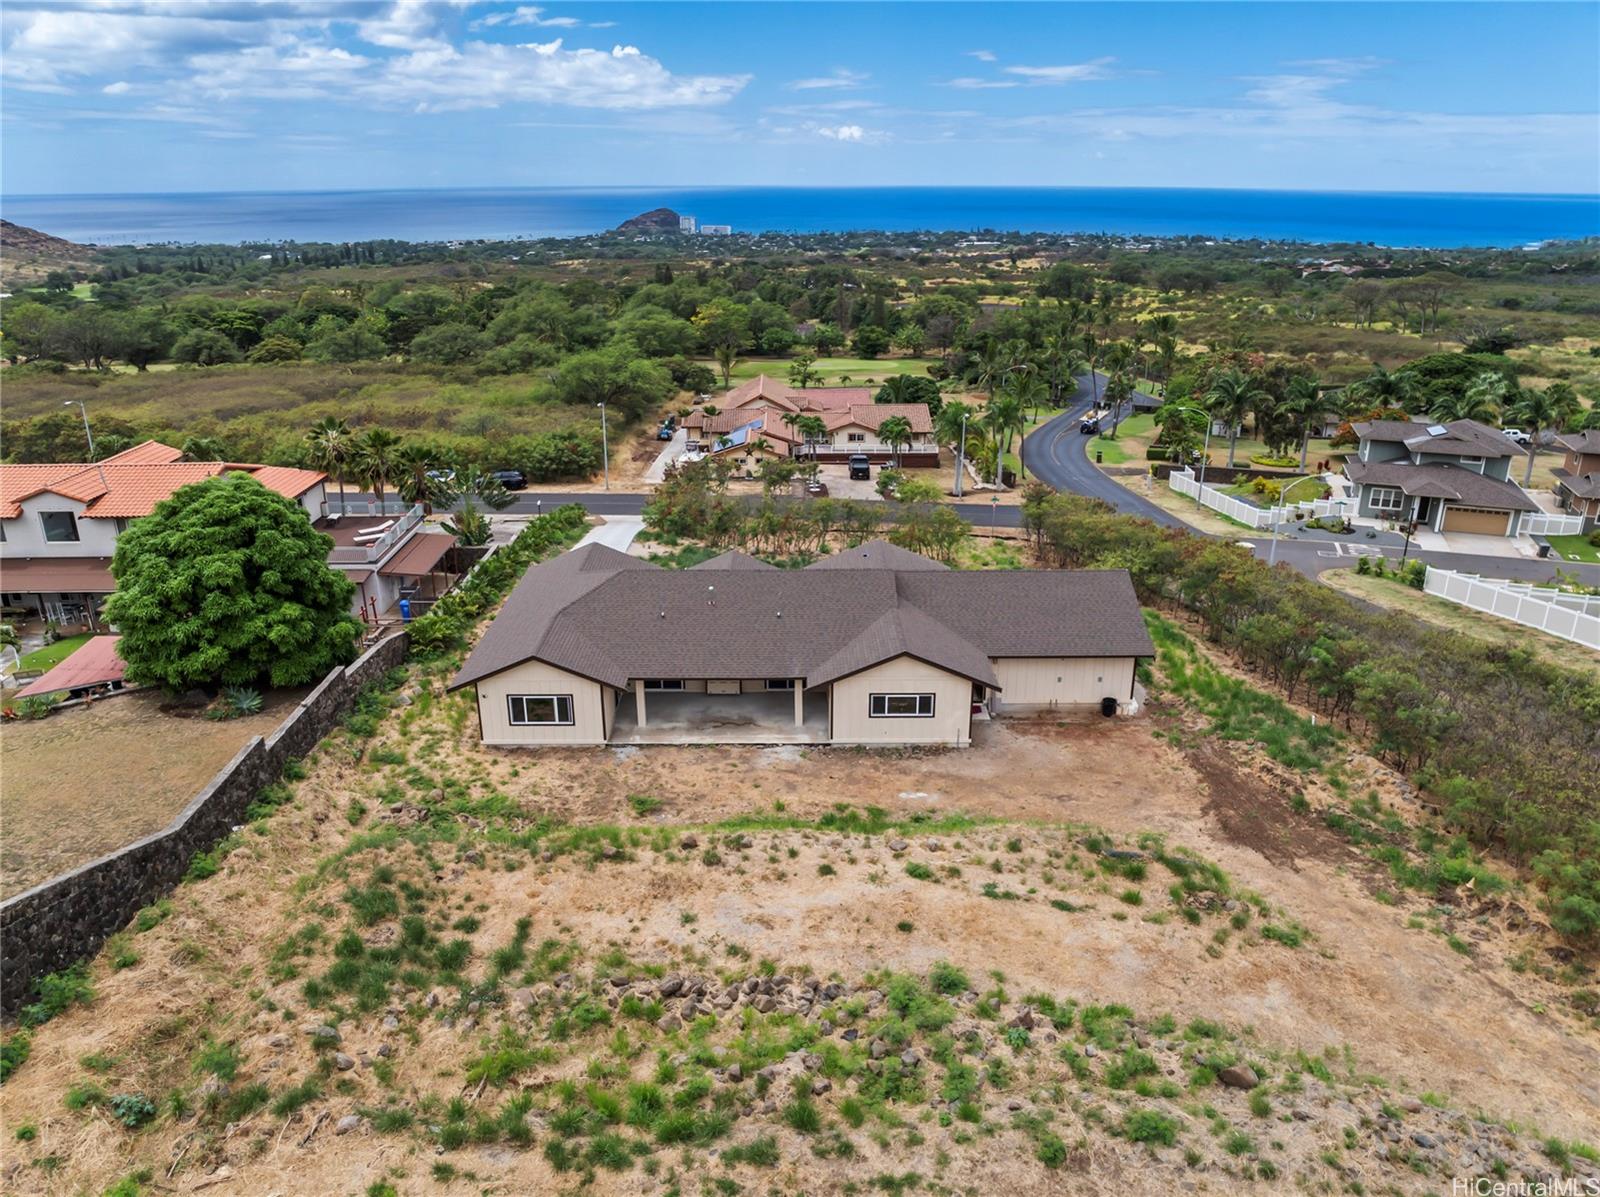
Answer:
[0,689,301,897]
[1,654,1595,1196]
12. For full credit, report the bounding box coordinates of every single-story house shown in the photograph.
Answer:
[1342,418,1537,536]
[448,539,1154,748]
[1552,430,1600,523]
[685,375,938,466]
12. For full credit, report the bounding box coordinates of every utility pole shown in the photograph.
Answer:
[65,399,95,458]
[954,413,968,498]
[596,402,610,491]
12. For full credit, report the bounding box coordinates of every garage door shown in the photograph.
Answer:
[1441,506,1511,535]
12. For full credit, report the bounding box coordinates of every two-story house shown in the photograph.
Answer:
[0,441,453,628]
[1552,430,1600,524]
[1342,418,1537,537]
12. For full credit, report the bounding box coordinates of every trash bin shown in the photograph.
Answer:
[1099,696,1118,718]
[1095,451,1103,464]
[1537,542,1551,558]
[399,599,412,622]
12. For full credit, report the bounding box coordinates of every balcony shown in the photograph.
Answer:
[321,503,426,565]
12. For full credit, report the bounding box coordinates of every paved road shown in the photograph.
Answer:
[1019,376,1600,587]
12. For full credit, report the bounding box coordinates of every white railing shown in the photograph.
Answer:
[327,503,425,565]
[328,498,412,519]
[1168,468,1352,530]
[1523,511,1586,537]
[1423,568,1600,649]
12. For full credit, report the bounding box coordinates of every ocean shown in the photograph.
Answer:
[2,186,1597,250]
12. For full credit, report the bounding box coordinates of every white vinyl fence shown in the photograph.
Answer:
[1168,468,1352,530]
[1523,511,1587,537]
[1423,568,1600,650]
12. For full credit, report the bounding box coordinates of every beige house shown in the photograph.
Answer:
[450,539,1153,748]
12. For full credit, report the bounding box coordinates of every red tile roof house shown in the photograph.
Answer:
[0,441,453,629]
[448,539,1154,748]
[684,375,938,467]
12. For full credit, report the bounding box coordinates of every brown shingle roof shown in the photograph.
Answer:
[1344,459,1538,510]
[450,543,1153,693]
[1555,430,1600,456]
[805,539,948,571]
[689,550,779,571]
[1351,418,1517,458]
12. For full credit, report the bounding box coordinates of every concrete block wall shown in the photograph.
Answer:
[0,632,410,1014]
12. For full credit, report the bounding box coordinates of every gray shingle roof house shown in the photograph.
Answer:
[1342,418,1537,537]
[450,541,1153,747]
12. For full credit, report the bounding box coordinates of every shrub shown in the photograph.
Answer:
[109,1093,157,1129]
[929,962,970,995]
[1123,1108,1180,1145]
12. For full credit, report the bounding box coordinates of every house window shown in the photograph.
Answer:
[114,518,130,534]
[1368,487,1403,513]
[869,693,935,718]
[40,511,80,543]
[847,432,866,443]
[642,679,684,691]
[764,678,795,690]
[507,694,574,726]
[1458,456,1484,470]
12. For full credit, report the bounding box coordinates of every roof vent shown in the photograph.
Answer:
[1426,424,1447,436]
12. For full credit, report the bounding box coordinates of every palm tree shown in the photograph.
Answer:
[877,415,914,468]
[356,427,404,509]
[1080,330,1102,408]
[1100,340,1136,434]
[1506,386,1562,485]
[1007,371,1049,425]
[796,414,829,461]
[972,345,1010,402]
[982,393,1025,484]
[395,442,442,513]
[1351,363,1418,413]
[1280,376,1325,471]
[1205,368,1269,468]
[1432,372,1507,425]
[1541,382,1583,433]
[304,416,354,516]
[877,374,918,404]
[1143,313,1180,380]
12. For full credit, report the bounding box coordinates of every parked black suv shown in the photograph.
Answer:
[490,468,527,490]
[848,454,871,481]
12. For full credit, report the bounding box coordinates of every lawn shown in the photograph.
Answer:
[17,634,91,674]
[1545,533,1600,564]
[708,355,937,388]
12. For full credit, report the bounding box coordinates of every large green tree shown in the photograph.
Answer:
[105,473,360,690]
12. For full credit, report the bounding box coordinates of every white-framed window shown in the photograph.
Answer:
[507,694,574,726]
[847,432,866,443]
[869,693,935,718]
[764,678,795,691]
[1457,456,1484,470]
[40,511,80,543]
[1368,486,1403,513]
[642,679,684,691]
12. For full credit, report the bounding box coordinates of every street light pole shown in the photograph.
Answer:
[954,413,968,498]
[1268,474,1322,568]
[65,399,95,458]
[596,402,610,491]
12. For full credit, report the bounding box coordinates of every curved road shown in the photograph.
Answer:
[1021,375,1599,586]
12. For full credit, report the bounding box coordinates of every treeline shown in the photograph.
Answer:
[1018,484,1600,940]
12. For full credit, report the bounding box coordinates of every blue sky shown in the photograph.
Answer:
[3,1,1597,196]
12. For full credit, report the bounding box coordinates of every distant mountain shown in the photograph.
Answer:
[616,207,682,233]
[0,220,97,286]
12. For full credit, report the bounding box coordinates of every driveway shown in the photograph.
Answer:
[574,516,645,552]
[642,429,686,484]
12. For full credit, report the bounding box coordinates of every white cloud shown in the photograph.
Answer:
[944,76,1017,90]
[788,68,868,91]
[817,124,865,141]
[102,80,133,94]
[1003,57,1116,84]
[967,49,996,62]
[474,6,583,30]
